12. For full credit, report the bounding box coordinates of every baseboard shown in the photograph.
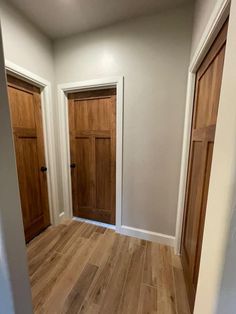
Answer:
[58,213,175,246]
[120,225,175,247]
[59,211,65,223]
[73,217,116,230]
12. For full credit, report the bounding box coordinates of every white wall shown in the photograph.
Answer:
[191,0,217,57]
[0,0,54,82]
[0,24,33,314]
[54,4,193,236]
[217,203,236,314]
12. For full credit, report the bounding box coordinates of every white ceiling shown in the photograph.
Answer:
[8,0,190,39]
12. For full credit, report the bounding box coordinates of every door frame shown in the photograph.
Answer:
[174,0,231,254]
[5,60,60,225]
[58,76,124,230]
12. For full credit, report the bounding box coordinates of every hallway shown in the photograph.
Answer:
[27,221,190,314]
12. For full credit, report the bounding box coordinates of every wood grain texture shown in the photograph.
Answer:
[181,20,228,311]
[27,221,190,314]
[68,88,116,224]
[7,75,50,242]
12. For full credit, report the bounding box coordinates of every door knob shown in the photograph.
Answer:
[70,163,76,169]
[40,166,47,172]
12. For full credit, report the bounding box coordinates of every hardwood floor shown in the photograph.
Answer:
[27,220,190,314]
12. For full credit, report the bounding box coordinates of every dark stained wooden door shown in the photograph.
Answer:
[181,20,228,311]
[7,75,50,242]
[68,88,116,224]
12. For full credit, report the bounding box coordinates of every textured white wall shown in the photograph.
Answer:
[54,4,193,236]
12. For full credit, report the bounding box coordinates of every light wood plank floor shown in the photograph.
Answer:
[27,220,190,314]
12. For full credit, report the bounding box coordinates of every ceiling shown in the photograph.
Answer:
[8,0,190,39]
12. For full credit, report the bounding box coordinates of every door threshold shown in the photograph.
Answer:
[72,217,116,230]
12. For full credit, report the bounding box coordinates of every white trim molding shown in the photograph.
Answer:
[120,225,175,247]
[174,0,231,254]
[57,76,124,231]
[5,60,60,225]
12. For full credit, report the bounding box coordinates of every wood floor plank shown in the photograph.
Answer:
[143,241,161,287]
[27,224,65,258]
[95,226,107,234]
[52,221,84,253]
[79,223,99,239]
[171,251,191,314]
[63,263,99,314]
[27,224,67,276]
[41,232,102,313]
[156,245,176,314]
[31,237,86,313]
[79,233,124,313]
[27,221,189,314]
[138,284,157,314]
[55,223,88,255]
[88,228,116,267]
[118,244,145,314]
[98,236,136,314]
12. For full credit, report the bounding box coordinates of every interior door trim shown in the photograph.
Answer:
[58,76,124,230]
[5,60,60,225]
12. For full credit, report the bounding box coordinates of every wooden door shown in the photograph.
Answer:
[68,88,116,224]
[7,75,50,242]
[181,20,228,311]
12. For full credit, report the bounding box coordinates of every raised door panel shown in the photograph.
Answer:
[15,136,43,229]
[194,66,214,129]
[95,137,112,211]
[194,45,226,130]
[8,86,36,129]
[183,141,204,273]
[74,97,112,131]
[193,142,214,288]
[209,45,226,125]
[75,137,93,210]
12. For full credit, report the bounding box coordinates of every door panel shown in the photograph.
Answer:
[76,137,93,208]
[9,87,36,129]
[15,137,42,226]
[74,98,112,131]
[68,89,116,224]
[181,20,228,311]
[95,137,111,210]
[192,142,213,288]
[183,141,203,269]
[7,75,50,242]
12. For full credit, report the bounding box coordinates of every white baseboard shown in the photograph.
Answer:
[58,213,175,246]
[73,217,116,230]
[120,225,175,247]
[59,211,65,223]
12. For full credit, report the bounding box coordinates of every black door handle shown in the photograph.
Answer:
[70,163,76,169]
[41,166,47,172]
